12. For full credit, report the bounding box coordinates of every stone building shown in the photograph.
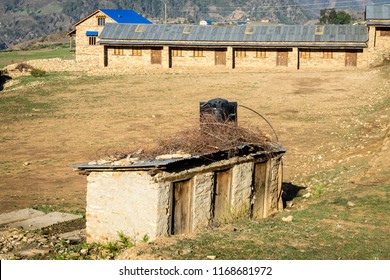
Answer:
[76,146,285,243]
[365,4,390,66]
[69,5,389,71]
[67,9,151,67]
[97,24,369,70]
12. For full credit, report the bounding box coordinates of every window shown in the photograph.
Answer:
[172,49,182,57]
[97,17,106,26]
[235,48,246,58]
[300,50,311,59]
[256,49,267,58]
[88,36,96,45]
[380,29,390,36]
[131,48,142,56]
[114,47,124,56]
[193,48,203,57]
[323,51,333,59]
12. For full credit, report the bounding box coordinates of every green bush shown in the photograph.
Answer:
[31,68,46,77]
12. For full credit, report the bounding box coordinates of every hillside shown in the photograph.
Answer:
[1,0,386,50]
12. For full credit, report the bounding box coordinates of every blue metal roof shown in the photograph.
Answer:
[98,23,368,47]
[366,4,390,20]
[100,9,152,24]
[86,31,98,36]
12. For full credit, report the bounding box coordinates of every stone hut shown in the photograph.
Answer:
[76,145,285,243]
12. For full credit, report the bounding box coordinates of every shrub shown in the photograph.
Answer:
[31,68,46,77]
[15,63,33,72]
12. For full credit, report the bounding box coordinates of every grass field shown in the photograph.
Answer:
[0,53,389,259]
[0,46,74,68]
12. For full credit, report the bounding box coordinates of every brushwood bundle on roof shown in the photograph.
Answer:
[140,116,280,161]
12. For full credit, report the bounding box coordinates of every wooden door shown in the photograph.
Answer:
[345,51,357,67]
[213,169,232,224]
[215,49,226,65]
[172,180,193,235]
[104,47,108,67]
[151,48,162,64]
[276,51,288,66]
[252,163,269,219]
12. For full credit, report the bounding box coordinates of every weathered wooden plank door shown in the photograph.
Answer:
[151,48,162,64]
[252,162,269,219]
[276,51,288,66]
[345,51,357,67]
[215,49,226,65]
[213,169,232,224]
[172,180,193,235]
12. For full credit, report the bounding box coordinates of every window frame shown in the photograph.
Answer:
[172,48,183,57]
[131,47,142,56]
[114,47,124,56]
[97,17,106,26]
[235,48,246,58]
[323,50,333,59]
[193,48,204,57]
[256,49,267,58]
[380,29,390,36]
[300,50,311,59]
[88,36,97,46]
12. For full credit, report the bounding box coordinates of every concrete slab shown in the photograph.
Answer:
[58,229,86,242]
[6,212,82,230]
[0,208,46,226]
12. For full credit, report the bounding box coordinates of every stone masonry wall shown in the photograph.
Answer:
[299,49,368,69]
[75,11,115,67]
[367,25,390,67]
[84,153,285,243]
[86,171,161,243]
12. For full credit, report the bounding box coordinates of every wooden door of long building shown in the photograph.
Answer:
[151,48,162,64]
[276,50,288,66]
[345,51,357,67]
[215,49,226,65]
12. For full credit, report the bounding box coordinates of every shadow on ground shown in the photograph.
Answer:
[0,70,12,91]
[282,182,306,208]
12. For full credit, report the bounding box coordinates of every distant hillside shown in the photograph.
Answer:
[0,0,387,50]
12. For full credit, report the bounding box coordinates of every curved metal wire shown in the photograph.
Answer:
[238,104,279,142]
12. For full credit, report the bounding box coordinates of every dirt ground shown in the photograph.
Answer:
[0,66,389,215]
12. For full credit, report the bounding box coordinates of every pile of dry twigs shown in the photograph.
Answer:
[140,114,277,160]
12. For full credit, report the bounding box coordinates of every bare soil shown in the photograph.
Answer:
[0,66,389,216]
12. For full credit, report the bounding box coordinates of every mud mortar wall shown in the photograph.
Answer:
[85,154,283,243]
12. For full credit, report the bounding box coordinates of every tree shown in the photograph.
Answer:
[335,11,352,24]
[319,8,352,25]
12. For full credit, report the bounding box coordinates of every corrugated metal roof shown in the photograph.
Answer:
[366,4,390,20]
[100,9,152,24]
[99,23,368,45]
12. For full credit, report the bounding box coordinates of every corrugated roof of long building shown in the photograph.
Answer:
[366,4,390,20]
[98,23,368,47]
